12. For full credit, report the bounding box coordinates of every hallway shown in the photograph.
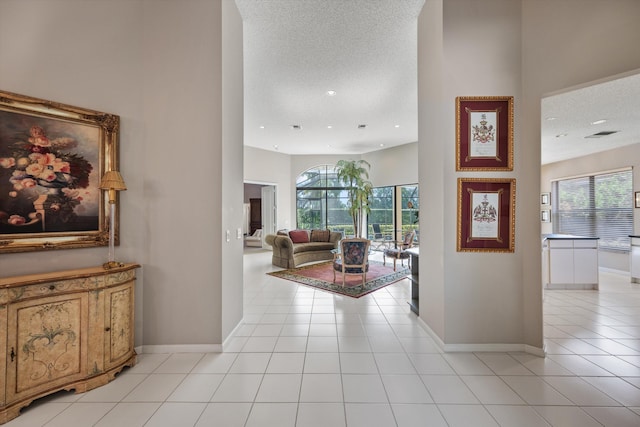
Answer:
[6,252,640,426]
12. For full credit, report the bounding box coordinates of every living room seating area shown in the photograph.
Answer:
[265,229,342,268]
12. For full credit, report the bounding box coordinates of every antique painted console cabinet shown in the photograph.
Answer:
[0,263,139,424]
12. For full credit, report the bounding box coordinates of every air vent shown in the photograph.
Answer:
[291,125,302,130]
[358,124,367,129]
[585,130,618,138]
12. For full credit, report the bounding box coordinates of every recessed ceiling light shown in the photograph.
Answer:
[273,144,279,150]
[591,119,607,125]
[326,90,337,96]
[327,125,333,129]
[259,125,265,129]
[380,144,385,147]
[394,124,400,128]
[358,124,367,129]
[585,130,618,138]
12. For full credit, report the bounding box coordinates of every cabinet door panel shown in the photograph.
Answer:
[0,305,6,407]
[549,249,574,284]
[104,282,134,370]
[7,293,88,403]
[574,249,598,284]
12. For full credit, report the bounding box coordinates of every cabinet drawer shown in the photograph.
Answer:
[574,240,597,249]
[548,240,573,248]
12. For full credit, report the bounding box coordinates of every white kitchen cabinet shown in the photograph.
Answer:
[544,235,598,290]
[630,236,640,283]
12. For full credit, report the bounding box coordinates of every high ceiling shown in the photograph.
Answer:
[236,0,425,155]
[541,72,640,165]
[236,1,640,162]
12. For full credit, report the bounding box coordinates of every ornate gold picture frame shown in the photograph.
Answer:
[0,90,119,253]
[457,178,516,252]
[456,96,514,171]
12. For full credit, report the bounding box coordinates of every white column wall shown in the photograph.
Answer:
[419,0,534,350]
[221,0,245,341]
[444,0,528,348]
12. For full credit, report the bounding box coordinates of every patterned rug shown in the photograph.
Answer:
[267,260,410,298]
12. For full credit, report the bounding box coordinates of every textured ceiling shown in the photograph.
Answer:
[236,1,640,162]
[542,72,640,165]
[236,0,425,155]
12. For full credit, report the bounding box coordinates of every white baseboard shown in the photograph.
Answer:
[416,316,546,357]
[135,320,246,355]
[138,344,222,354]
[599,267,628,276]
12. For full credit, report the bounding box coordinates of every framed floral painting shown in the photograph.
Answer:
[0,90,119,253]
[457,178,516,252]
[456,96,514,171]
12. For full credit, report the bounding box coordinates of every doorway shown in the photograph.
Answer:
[244,182,277,249]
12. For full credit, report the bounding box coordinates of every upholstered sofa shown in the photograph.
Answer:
[265,229,342,268]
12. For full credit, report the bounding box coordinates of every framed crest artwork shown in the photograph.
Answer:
[457,178,516,252]
[0,90,119,253]
[456,96,514,171]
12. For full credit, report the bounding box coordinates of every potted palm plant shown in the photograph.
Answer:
[335,159,373,238]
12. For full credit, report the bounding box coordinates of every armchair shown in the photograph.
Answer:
[383,230,416,271]
[333,238,371,288]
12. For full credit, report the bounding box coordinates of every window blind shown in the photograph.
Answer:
[553,169,632,251]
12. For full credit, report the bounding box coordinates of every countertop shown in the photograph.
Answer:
[543,234,599,240]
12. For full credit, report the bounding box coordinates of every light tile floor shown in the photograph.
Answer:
[6,250,640,426]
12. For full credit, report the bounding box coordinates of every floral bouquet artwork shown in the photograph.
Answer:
[0,118,97,234]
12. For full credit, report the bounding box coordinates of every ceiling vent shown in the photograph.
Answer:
[291,125,302,130]
[585,130,618,138]
[358,124,367,129]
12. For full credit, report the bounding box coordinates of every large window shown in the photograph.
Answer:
[401,185,419,233]
[367,184,419,243]
[553,169,632,251]
[368,186,394,237]
[296,165,352,233]
[296,167,420,241]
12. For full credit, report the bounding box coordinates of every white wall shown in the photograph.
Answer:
[0,0,147,345]
[221,0,244,341]
[418,0,446,340]
[0,0,243,349]
[363,143,418,188]
[442,0,528,347]
[244,146,292,230]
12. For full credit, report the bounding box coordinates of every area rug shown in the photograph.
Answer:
[267,260,410,298]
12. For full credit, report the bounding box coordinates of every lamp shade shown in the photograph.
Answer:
[99,170,127,191]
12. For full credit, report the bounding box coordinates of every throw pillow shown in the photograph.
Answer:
[311,229,330,242]
[289,229,310,243]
